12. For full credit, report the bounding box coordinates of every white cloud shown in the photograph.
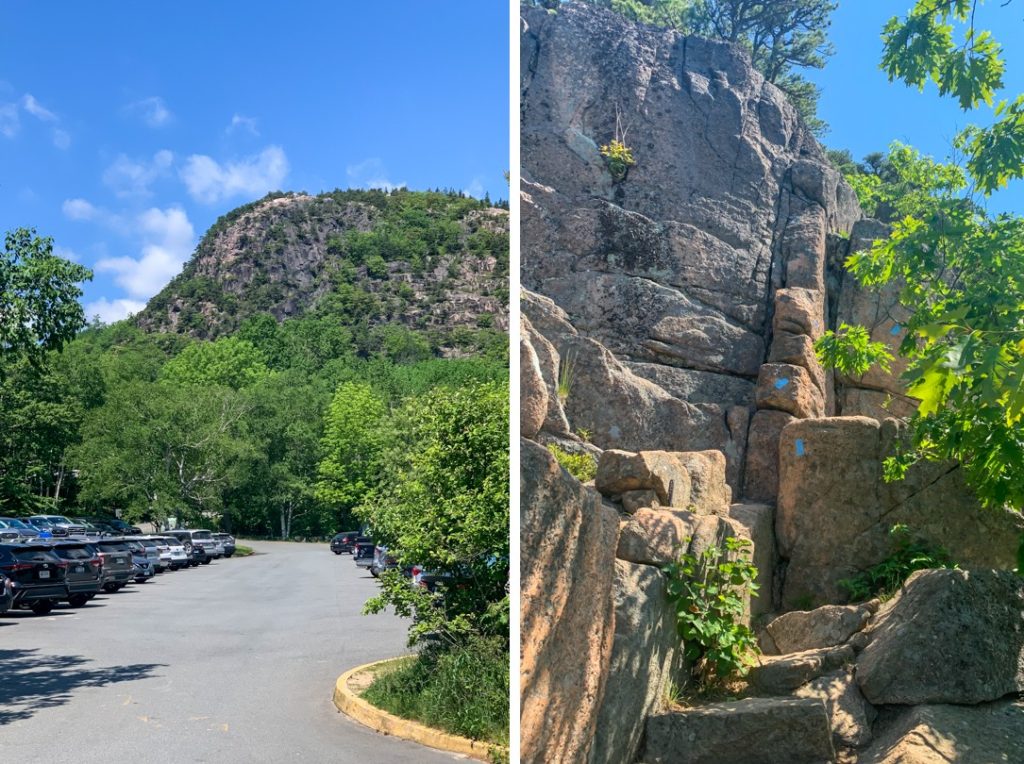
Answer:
[52,128,70,150]
[103,149,174,198]
[62,198,99,221]
[125,96,172,128]
[95,206,195,298]
[0,103,19,138]
[180,145,288,204]
[464,178,485,200]
[53,244,79,262]
[83,297,147,324]
[227,114,259,136]
[22,94,56,122]
[346,158,405,191]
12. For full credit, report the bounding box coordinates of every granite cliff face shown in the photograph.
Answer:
[520,4,1022,763]
[136,190,509,345]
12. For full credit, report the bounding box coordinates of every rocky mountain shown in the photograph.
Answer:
[136,189,509,347]
[519,4,1023,763]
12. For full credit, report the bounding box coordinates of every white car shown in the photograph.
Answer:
[157,536,190,570]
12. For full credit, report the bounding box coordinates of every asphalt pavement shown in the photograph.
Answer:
[0,540,460,763]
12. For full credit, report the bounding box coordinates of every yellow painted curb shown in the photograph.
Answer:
[332,657,505,762]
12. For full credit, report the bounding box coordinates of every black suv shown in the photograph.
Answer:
[45,541,103,607]
[0,543,69,614]
[330,531,359,554]
[87,516,142,535]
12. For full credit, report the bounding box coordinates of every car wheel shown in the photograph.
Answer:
[333,550,342,555]
[68,594,88,608]
[224,553,233,558]
[30,600,54,615]
[202,558,212,565]
[103,582,118,593]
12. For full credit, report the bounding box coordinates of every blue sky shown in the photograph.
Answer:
[0,2,509,323]
[809,0,1024,215]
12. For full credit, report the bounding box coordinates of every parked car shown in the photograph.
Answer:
[0,517,39,542]
[137,538,170,571]
[330,531,359,554]
[90,538,134,592]
[168,529,216,564]
[125,540,156,582]
[353,540,375,569]
[28,515,88,537]
[0,543,69,614]
[157,536,190,570]
[212,533,236,558]
[370,546,397,578]
[19,516,59,538]
[0,573,12,614]
[167,531,205,566]
[85,516,142,535]
[45,541,103,607]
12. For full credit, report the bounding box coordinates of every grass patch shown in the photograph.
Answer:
[233,545,255,557]
[362,636,509,746]
[547,444,597,482]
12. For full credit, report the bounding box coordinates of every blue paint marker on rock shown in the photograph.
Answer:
[774,377,790,390]
[795,438,805,457]
[890,324,901,336]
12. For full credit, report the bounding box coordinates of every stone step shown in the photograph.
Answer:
[644,696,835,763]
[747,644,854,695]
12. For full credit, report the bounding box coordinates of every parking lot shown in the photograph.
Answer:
[0,540,458,763]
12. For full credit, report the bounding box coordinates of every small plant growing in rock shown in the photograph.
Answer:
[556,350,577,405]
[546,444,597,483]
[814,322,893,377]
[599,105,636,183]
[599,139,635,182]
[839,524,957,601]
[665,537,760,689]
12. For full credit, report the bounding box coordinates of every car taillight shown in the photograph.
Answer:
[1,562,34,572]
[90,559,102,568]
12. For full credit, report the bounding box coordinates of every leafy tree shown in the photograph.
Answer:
[881,0,1021,194]
[315,382,390,527]
[74,382,252,526]
[360,381,509,645]
[1,228,92,373]
[160,336,270,389]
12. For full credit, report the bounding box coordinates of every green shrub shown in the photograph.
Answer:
[546,444,597,482]
[600,139,635,182]
[362,636,509,745]
[665,536,760,688]
[839,524,957,601]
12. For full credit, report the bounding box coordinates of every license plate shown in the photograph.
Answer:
[38,570,50,579]
[74,565,85,573]
[115,556,125,564]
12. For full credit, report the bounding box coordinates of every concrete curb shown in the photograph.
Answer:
[332,657,504,761]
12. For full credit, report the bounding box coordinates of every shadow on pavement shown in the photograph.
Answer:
[0,610,77,619]
[0,648,165,725]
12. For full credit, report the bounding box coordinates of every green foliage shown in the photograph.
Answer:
[664,537,760,686]
[814,323,893,377]
[315,382,389,518]
[1,228,92,373]
[160,337,270,389]
[546,444,597,483]
[360,381,509,645]
[599,139,636,182]
[880,1,1024,194]
[820,143,1024,513]
[556,349,576,404]
[839,524,957,601]
[363,636,509,745]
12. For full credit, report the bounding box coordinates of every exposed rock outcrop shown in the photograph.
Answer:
[776,416,1022,607]
[520,438,620,763]
[856,569,1024,706]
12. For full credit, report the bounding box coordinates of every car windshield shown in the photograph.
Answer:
[29,518,54,527]
[192,531,212,540]
[98,542,128,553]
[45,515,74,524]
[1,519,32,529]
[12,547,60,562]
[53,546,92,560]
[140,540,158,548]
